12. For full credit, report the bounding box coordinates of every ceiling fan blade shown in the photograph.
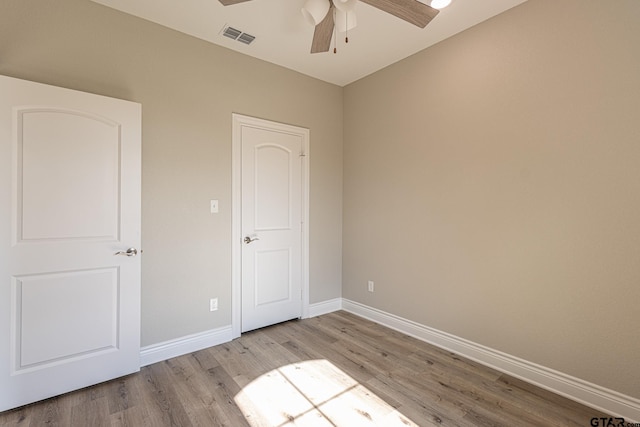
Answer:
[218,0,252,5]
[360,0,439,28]
[311,4,335,53]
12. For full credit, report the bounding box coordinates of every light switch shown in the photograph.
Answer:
[210,199,219,213]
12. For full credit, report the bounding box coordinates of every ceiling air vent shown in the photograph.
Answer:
[222,26,242,40]
[221,25,256,46]
[237,33,255,45]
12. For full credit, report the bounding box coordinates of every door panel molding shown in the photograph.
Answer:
[232,114,309,338]
[12,267,119,373]
[14,107,122,243]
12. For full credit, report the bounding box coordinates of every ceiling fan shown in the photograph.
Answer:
[217,0,442,54]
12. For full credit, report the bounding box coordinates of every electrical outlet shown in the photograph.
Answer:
[209,298,218,312]
[368,281,374,292]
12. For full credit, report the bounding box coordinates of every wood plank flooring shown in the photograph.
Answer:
[0,311,608,426]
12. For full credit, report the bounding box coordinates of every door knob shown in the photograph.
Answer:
[115,248,138,257]
[244,236,259,244]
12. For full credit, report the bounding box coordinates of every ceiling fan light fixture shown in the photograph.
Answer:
[430,0,451,9]
[335,9,357,32]
[333,0,357,12]
[301,0,331,25]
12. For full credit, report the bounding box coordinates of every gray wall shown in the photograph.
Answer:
[343,0,640,398]
[0,0,343,346]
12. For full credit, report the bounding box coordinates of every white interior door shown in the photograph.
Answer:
[236,116,308,333]
[0,75,141,411]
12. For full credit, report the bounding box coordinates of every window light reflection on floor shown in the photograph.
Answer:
[234,359,418,426]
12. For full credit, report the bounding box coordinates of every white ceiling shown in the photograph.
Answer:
[91,0,527,86]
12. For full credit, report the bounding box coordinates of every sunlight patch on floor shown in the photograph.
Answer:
[234,359,417,427]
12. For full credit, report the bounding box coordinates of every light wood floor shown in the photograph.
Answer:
[0,311,607,426]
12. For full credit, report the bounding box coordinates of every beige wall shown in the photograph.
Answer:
[344,0,640,398]
[0,0,343,346]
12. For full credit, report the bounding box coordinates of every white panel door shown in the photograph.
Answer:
[240,120,307,333]
[0,75,141,411]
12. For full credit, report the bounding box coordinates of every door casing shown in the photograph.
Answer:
[232,114,309,338]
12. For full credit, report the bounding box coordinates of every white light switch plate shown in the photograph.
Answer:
[210,199,219,213]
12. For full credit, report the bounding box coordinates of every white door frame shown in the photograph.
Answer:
[231,114,309,338]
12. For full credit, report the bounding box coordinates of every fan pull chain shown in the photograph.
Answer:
[333,7,337,53]
[345,13,349,43]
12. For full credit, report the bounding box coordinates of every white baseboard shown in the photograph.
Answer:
[140,325,234,367]
[307,298,343,318]
[342,298,640,423]
[137,298,639,422]
[139,296,345,367]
